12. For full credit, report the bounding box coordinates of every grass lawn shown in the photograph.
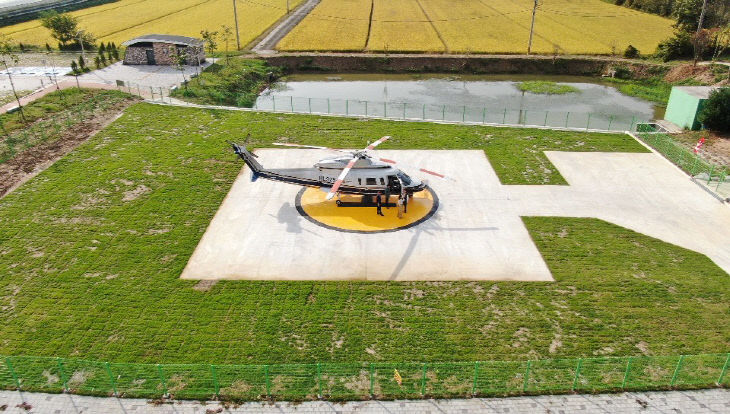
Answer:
[0,104,728,367]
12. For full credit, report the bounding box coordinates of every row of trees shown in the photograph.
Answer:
[653,0,730,62]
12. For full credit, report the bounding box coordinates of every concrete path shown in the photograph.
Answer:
[1,388,728,413]
[253,0,322,53]
[76,61,214,88]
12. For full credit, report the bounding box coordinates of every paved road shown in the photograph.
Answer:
[1,388,728,413]
[253,0,322,52]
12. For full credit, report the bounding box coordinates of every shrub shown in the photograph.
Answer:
[699,88,730,132]
[655,30,693,61]
[624,45,639,58]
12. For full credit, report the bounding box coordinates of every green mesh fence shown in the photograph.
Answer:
[635,127,729,192]
[1,354,728,401]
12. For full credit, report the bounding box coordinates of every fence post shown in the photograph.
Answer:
[571,358,583,391]
[369,363,375,398]
[707,164,715,184]
[273,96,276,112]
[265,365,271,397]
[56,357,68,392]
[327,98,331,114]
[157,364,168,397]
[608,115,614,131]
[502,108,507,124]
[159,87,163,103]
[211,364,219,398]
[718,353,730,385]
[670,355,685,386]
[690,154,700,175]
[442,105,445,121]
[365,100,368,117]
[317,362,322,398]
[630,116,636,131]
[586,113,591,130]
[565,112,570,128]
[384,102,387,118]
[5,357,21,390]
[462,105,466,122]
[308,97,312,114]
[482,107,486,124]
[105,362,117,396]
[543,111,548,127]
[420,363,427,396]
[290,96,294,112]
[471,361,479,396]
[150,86,154,100]
[716,170,726,191]
[622,357,633,388]
[403,103,406,120]
[523,361,531,392]
[423,104,426,120]
[346,100,349,116]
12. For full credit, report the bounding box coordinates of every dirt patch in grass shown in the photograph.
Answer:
[0,95,138,199]
[672,130,730,167]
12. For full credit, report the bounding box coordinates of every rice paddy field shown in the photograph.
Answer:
[278,0,675,54]
[0,0,303,50]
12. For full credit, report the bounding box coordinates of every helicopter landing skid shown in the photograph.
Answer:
[335,197,397,208]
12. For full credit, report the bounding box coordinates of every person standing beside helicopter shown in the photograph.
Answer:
[376,192,384,216]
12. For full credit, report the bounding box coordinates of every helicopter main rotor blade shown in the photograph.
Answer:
[364,136,391,151]
[272,143,350,153]
[375,157,452,180]
[325,157,358,201]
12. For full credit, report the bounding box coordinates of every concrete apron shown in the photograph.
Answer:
[181,149,730,281]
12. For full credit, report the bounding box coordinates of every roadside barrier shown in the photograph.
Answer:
[1,353,728,401]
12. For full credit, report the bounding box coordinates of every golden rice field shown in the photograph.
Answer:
[279,0,675,55]
[0,0,302,50]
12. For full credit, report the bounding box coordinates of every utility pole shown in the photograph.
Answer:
[527,0,538,54]
[232,0,241,50]
[287,0,290,14]
[696,0,708,34]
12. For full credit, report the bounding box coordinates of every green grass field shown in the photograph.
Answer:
[0,103,728,368]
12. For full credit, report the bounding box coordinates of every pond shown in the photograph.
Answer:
[255,74,661,131]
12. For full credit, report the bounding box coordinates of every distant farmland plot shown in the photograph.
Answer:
[278,0,675,54]
[0,0,302,50]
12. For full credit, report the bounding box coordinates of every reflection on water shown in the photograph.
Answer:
[258,73,660,121]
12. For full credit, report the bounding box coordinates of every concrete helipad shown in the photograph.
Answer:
[181,148,730,281]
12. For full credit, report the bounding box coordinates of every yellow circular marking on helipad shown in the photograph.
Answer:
[295,187,439,233]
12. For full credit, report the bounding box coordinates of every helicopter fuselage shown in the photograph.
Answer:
[232,144,426,196]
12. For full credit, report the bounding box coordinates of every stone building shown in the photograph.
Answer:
[122,34,205,66]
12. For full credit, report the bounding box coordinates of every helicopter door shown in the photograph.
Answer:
[365,177,377,186]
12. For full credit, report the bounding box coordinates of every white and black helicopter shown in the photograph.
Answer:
[230,136,449,212]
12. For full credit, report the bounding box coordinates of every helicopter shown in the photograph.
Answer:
[229,136,449,211]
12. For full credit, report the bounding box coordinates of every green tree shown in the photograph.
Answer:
[200,29,219,58]
[169,46,188,87]
[219,25,233,65]
[40,11,79,48]
[0,35,25,121]
[699,88,730,132]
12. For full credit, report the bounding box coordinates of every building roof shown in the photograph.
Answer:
[122,34,204,47]
[673,86,718,99]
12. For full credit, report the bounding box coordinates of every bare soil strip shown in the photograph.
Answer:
[0,98,138,198]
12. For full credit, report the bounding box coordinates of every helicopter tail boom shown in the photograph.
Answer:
[230,142,264,177]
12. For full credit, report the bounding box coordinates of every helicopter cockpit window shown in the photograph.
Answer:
[358,178,362,185]
[366,177,377,185]
[379,177,385,185]
[396,172,412,185]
